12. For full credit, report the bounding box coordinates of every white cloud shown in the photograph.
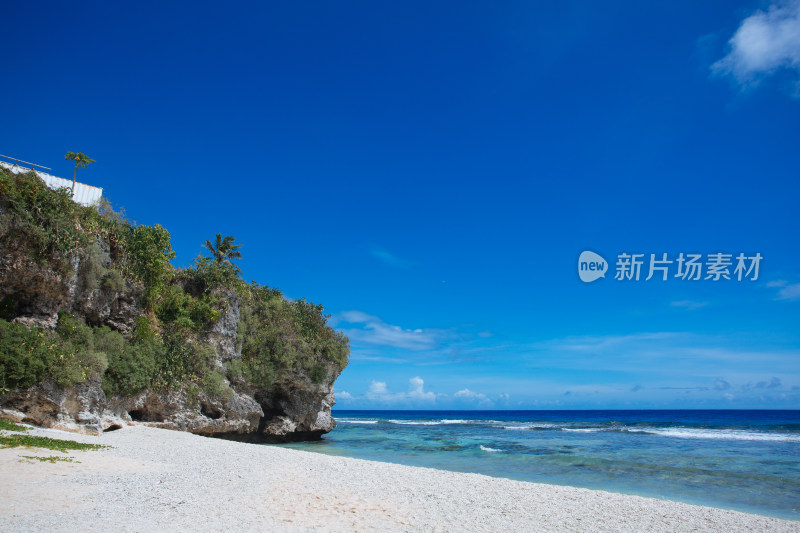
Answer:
[408,376,436,401]
[454,388,494,407]
[368,381,388,394]
[454,388,484,399]
[364,377,437,404]
[712,0,800,92]
[767,279,788,287]
[335,311,442,351]
[336,390,353,401]
[776,282,800,300]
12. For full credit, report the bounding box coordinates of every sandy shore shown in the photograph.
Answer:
[0,424,797,532]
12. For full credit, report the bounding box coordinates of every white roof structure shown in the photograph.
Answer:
[0,160,103,207]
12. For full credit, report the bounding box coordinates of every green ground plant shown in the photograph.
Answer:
[19,455,78,463]
[0,434,107,452]
[0,419,29,432]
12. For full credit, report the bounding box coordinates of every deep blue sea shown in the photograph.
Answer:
[277,410,800,520]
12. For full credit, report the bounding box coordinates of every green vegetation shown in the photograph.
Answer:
[0,166,349,401]
[0,315,106,390]
[234,285,348,389]
[0,433,107,452]
[204,233,243,273]
[20,455,78,463]
[0,167,175,291]
[64,151,95,193]
[0,419,29,432]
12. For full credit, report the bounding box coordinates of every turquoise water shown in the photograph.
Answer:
[277,410,800,520]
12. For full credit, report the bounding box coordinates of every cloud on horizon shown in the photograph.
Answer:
[712,0,800,94]
[454,388,493,407]
[359,376,437,404]
[335,379,510,408]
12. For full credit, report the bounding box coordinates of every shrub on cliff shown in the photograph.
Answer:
[123,223,175,309]
[0,168,90,273]
[0,315,108,391]
[0,165,348,400]
[0,319,51,390]
[235,284,349,388]
[156,285,220,331]
[0,167,175,305]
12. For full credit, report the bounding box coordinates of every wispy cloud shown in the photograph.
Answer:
[533,332,679,353]
[714,379,732,391]
[712,0,800,94]
[671,300,709,310]
[370,247,412,268]
[514,332,800,402]
[742,377,783,390]
[334,311,444,351]
[766,279,800,300]
[776,282,800,300]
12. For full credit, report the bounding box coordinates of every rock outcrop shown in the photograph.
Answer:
[0,238,143,335]
[0,238,344,442]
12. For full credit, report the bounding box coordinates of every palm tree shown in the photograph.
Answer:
[205,233,243,273]
[64,151,96,194]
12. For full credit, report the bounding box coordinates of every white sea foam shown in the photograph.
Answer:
[386,420,442,426]
[503,423,561,430]
[627,427,800,443]
[383,419,475,426]
[335,418,379,424]
[480,445,504,452]
[562,428,603,433]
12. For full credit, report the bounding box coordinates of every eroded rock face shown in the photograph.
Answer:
[0,379,126,435]
[204,288,240,362]
[103,388,264,436]
[254,369,338,441]
[1,239,143,335]
[0,239,342,442]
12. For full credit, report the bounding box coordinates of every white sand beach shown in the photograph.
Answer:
[1,424,798,533]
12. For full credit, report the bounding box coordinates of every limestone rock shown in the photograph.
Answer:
[0,236,344,442]
[204,288,240,362]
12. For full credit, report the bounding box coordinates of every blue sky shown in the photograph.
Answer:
[2,1,799,409]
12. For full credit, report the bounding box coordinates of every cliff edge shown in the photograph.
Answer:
[0,167,348,441]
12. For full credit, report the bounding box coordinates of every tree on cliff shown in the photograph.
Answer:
[204,233,243,273]
[64,151,96,194]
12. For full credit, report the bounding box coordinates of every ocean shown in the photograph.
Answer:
[277,410,800,520]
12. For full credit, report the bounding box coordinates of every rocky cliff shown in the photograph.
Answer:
[0,168,348,441]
